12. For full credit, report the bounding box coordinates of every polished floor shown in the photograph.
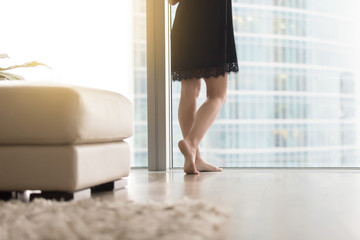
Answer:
[97,169,360,240]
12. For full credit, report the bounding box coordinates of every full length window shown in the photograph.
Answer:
[1,0,148,167]
[171,0,360,167]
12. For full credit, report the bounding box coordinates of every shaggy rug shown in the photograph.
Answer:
[0,197,230,240]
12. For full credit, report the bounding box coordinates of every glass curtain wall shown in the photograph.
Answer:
[1,0,148,167]
[133,0,148,167]
[171,0,360,167]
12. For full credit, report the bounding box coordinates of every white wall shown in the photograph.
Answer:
[0,0,133,99]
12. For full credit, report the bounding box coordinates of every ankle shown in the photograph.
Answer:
[183,138,197,150]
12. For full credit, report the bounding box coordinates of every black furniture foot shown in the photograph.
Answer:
[0,191,14,201]
[91,179,127,193]
[30,188,91,201]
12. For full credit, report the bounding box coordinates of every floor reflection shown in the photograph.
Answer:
[95,169,360,240]
[183,173,218,199]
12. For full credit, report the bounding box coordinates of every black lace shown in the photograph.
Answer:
[172,62,239,81]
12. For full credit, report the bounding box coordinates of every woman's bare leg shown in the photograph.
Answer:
[178,78,221,172]
[178,78,201,174]
[178,73,228,173]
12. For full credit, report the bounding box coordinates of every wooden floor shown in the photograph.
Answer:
[96,169,360,240]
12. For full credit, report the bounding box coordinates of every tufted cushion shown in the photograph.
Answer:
[0,82,133,144]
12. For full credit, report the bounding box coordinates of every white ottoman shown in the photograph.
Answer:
[0,82,133,200]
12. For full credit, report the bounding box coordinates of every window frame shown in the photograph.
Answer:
[146,0,172,170]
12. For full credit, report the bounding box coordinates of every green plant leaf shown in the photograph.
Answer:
[0,61,52,71]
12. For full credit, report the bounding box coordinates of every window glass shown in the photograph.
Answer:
[171,0,360,167]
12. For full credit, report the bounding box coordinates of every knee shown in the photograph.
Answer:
[221,95,227,104]
[219,95,227,105]
[194,84,201,99]
[209,94,226,105]
[181,81,201,100]
[191,79,201,99]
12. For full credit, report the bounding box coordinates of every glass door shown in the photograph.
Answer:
[170,0,360,168]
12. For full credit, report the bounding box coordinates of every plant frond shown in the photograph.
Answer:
[0,72,25,80]
[0,61,52,71]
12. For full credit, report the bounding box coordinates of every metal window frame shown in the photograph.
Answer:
[146,0,172,171]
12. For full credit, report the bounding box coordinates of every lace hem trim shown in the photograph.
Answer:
[172,62,239,81]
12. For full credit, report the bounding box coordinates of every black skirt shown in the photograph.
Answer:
[171,0,239,81]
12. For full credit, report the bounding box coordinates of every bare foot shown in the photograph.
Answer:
[178,140,199,174]
[195,156,223,172]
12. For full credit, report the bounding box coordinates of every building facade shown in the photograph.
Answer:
[132,0,148,167]
[172,0,360,167]
[132,0,360,167]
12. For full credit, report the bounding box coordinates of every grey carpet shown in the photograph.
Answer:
[0,197,230,240]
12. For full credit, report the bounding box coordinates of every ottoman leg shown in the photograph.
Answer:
[30,188,91,201]
[0,191,14,201]
[91,179,128,193]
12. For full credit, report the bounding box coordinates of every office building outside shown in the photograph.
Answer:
[172,0,360,167]
[133,0,360,167]
[132,0,148,167]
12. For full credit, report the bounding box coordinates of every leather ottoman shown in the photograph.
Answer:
[0,82,133,200]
